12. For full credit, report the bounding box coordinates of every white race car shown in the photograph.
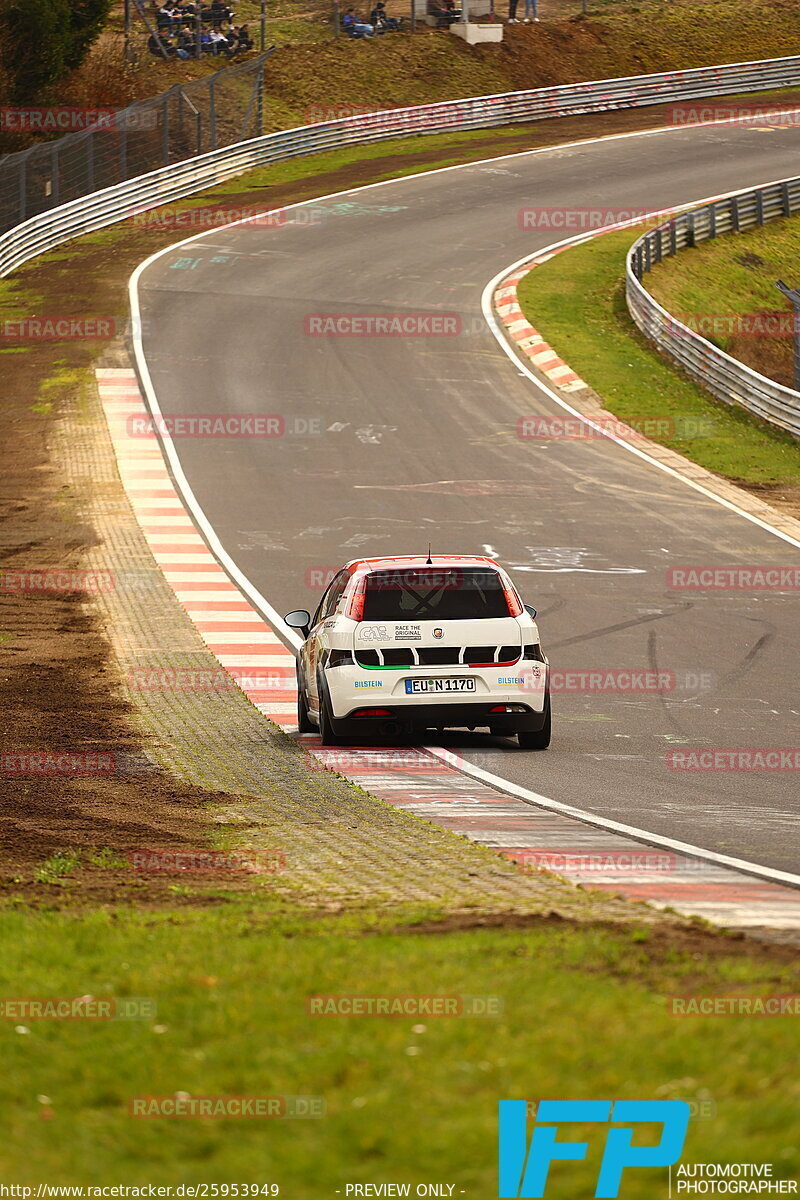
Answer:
[285,555,550,749]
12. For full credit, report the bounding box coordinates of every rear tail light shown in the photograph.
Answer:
[352,708,392,718]
[523,643,545,662]
[490,704,527,713]
[346,576,367,621]
[502,583,523,617]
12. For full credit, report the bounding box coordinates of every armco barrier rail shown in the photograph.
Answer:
[627,178,800,438]
[4,55,800,281]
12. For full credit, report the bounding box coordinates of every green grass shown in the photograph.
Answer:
[517,227,800,484]
[645,214,800,387]
[0,904,798,1185]
[34,852,82,886]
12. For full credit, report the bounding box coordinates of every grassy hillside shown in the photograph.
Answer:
[645,215,800,390]
[16,0,800,137]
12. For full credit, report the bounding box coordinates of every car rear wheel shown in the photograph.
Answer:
[297,681,315,733]
[319,686,343,746]
[518,699,551,750]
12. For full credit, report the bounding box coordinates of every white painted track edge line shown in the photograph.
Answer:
[425,746,800,891]
[123,310,303,651]
[126,121,800,894]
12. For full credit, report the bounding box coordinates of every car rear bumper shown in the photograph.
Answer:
[331,699,550,736]
[326,663,548,721]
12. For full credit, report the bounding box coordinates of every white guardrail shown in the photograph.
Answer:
[627,179,800,438]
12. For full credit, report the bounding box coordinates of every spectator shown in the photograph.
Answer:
[148,29,180,55]
[210,0,234,23]
[522,0,537,18]
[342,6,374,35]
[157,3,181,32]
[178,22,198,54]
[237,22,254,48]
[429,0,459,25]
[370,1,399,29]
[507,0,518,19]
[209,25,232,53]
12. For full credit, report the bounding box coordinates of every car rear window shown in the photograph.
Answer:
[362,568,511,621]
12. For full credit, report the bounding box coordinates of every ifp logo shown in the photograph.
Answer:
[499,1100,690,1197]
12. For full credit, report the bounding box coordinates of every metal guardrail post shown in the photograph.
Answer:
[50,143,60,207]
[209,77,217,151]
[781,181,791,217]
[120,123,128,180]
[17,154,27,223]
[756,190,765,225]
[731,194,739,232]
[87,133,95,194]
[162,93,170,166]
[775,280,800,390]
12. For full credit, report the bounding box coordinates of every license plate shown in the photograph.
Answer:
[404,678,476,694]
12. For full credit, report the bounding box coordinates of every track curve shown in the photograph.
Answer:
[133,117,800,874]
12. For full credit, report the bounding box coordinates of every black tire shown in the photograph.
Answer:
[318,685,343,746]
[517,698,551,750]
[297,679,314,733]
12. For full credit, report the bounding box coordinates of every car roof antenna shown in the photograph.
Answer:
[426,544,433,565]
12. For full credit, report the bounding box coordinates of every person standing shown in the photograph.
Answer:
[507,0,519,22]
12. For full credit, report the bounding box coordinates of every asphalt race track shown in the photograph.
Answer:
[133,117,800,874]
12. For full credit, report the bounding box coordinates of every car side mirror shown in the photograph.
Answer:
[285,609,311,637]
[524,604,537,619]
